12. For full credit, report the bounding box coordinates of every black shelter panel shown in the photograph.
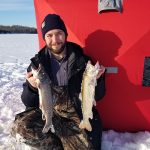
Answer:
[142,57,150,86]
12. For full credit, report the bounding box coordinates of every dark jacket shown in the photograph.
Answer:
[21,42,105,150]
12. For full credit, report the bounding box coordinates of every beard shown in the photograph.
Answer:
[48,42,66,55]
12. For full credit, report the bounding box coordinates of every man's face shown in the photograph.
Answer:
[44,29,66,54]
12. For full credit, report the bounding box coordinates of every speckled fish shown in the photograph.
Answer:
[31,64,55,133]
[79,61,100,131]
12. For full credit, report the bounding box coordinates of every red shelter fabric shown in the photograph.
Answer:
[34,0,150,132]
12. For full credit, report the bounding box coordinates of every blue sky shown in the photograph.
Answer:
[0,0,36,27]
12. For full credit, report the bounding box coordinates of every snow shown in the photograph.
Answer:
[0,34,150,150]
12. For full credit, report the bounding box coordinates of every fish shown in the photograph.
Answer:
[31,64,55,134]
[79,61,100,131]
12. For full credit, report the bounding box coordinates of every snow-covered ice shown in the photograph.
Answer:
[0,34,150,150]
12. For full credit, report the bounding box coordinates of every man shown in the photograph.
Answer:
[12,14,105,150]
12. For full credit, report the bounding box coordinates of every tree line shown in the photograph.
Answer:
[0,25,37,34]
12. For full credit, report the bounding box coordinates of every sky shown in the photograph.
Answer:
[0,0,36,28]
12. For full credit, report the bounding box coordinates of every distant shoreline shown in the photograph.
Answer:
[0,25,37,34]
[0,33,37,35]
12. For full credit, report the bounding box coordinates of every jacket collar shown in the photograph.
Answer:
[34,42,87,80]
[66,42,87,80]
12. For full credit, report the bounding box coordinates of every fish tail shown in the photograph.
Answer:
[42,124,50,133]
[79,120,92,131]
[42,124,55,133]
[42,116,55,133]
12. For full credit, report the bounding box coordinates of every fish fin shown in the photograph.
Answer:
[50,124,55,133]
[87,60,91,65]
[42,114,45,120]
[79,93,82,101]
[38,64,42,70]
[95,61,100,69]
[95,80,97,86]
[89,112,93,119]
[79,120,92,132]
[42,124,55,134]
[93,100,96,106]
[42,126,49,133]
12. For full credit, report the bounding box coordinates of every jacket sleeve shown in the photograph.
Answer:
[95,73,106,101]
[21,64,39,108]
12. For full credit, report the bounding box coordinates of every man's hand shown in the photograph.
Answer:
[96,65,105,79]
[26,71,37,88]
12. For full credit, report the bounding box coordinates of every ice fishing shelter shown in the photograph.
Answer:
[34,0,150,132]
